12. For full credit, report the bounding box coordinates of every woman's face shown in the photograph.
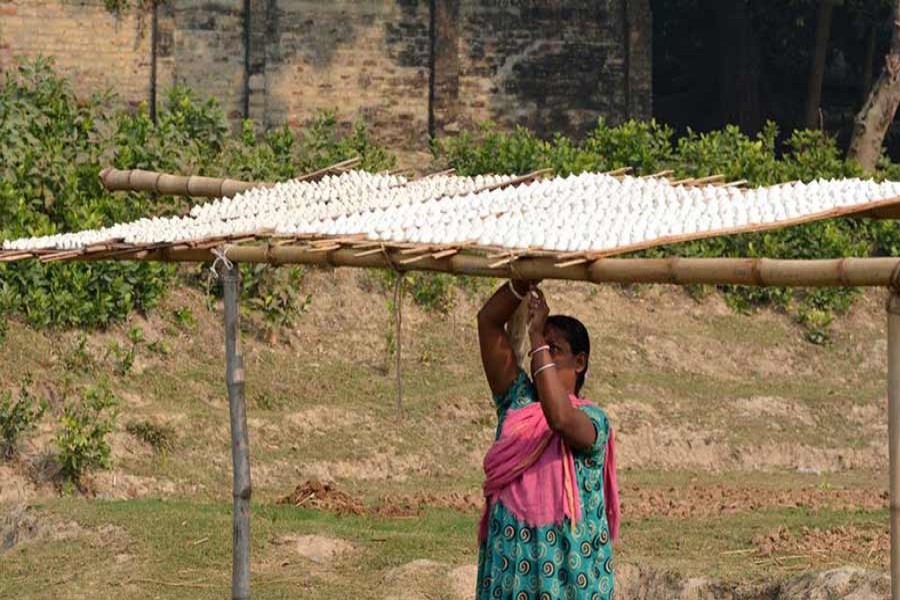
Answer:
[543,325,587,392]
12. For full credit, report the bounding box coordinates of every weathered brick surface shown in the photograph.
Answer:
[457,0,639,138]
[0,0,153,108]
[170,0,245,121]
[263,1,431,149]
[0,0,650,150]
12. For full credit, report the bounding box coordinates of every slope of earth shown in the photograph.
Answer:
[0,268,891,599]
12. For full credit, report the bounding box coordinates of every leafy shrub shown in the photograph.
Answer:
[0,375,47,459]
[435,118,900,342]
[106,326,145,375]
[125,419,176,457]
[0,59,394,335]
[243,265,312,341]
[62,333,96,374]
[368,269,461,313]
[0,58,176,332]
[55,382,119,486]
[582,118,675,174]
[171,306,197,332]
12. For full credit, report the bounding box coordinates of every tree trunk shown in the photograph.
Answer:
[806,0,836,129]
[861,20,878,105]
[848,0,900,172]
[708,0,763,133]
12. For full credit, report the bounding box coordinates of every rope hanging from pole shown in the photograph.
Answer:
[381,245,405,412]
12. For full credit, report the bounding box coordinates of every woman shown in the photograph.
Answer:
[475,279,618,600]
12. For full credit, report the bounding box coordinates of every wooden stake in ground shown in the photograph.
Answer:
[848,0,900,172]
[221,262,252,600]
[888,286,900,599]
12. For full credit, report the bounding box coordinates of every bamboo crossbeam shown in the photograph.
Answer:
[71,246,900,288]
[471,168,553,194]
[293,157,361,182]
[99,168,272,198]
[691,174,727,185]
[641,170,674,178]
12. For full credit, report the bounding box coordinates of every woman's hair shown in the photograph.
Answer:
[546,315,590,395]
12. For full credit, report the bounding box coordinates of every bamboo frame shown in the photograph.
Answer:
[221,263,251,600]
[53,245,900,287]
[889,291,900,599]
[6,185,900,271]
[7,161,895,600]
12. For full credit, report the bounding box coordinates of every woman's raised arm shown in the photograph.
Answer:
[477,280,532,396]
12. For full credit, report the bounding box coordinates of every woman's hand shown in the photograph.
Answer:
[510,279,542,298]
[527,286,549,342]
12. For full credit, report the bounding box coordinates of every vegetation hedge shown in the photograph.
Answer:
[0,58,393,335]
[3,58,900,342]
[435,122,900,342]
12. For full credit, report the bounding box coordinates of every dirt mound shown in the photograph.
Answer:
[380,490,482,513]
[623,484,888,520]
[753,525,888,568]
[278,480,365,515]
[1,504,125,556]
[777,567,889,599]
[615,564,888,599]
[271,534,355,564]
[277,480,422,517]
[1,505,84,554]
[383,560,476,600]
[449,564,478,599]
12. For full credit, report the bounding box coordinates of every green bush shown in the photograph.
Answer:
[0,375,47,459]
[125,419,176,458]
[0,58,177,331]
[55,382,119,486]
[243,265,312,340]
[435,118,900,342]
[0,58,394,334]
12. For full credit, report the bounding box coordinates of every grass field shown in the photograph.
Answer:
[0,269,892,598]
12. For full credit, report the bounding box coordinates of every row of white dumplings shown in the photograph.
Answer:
[2,171,513,250]
[4,171,900,253]
[274,174,900,251]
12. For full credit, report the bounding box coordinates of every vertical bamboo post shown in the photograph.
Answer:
[222,262,252,600]
[888,288,900,599]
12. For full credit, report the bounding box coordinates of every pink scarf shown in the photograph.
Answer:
[479,396,620,543]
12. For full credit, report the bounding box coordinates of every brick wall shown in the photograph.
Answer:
[0,0,154,108]
[450,0,650,138]
[261,1,431,149]
[0,0,651,150]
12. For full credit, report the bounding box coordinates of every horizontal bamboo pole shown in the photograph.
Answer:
[98,157,361,199]
[99,168,272,198]
[75,245,900,288]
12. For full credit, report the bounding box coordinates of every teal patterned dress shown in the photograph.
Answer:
[476,370,614,600]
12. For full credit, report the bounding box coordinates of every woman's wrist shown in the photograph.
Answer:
[508,279,529,300]
[529,333,547,347]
